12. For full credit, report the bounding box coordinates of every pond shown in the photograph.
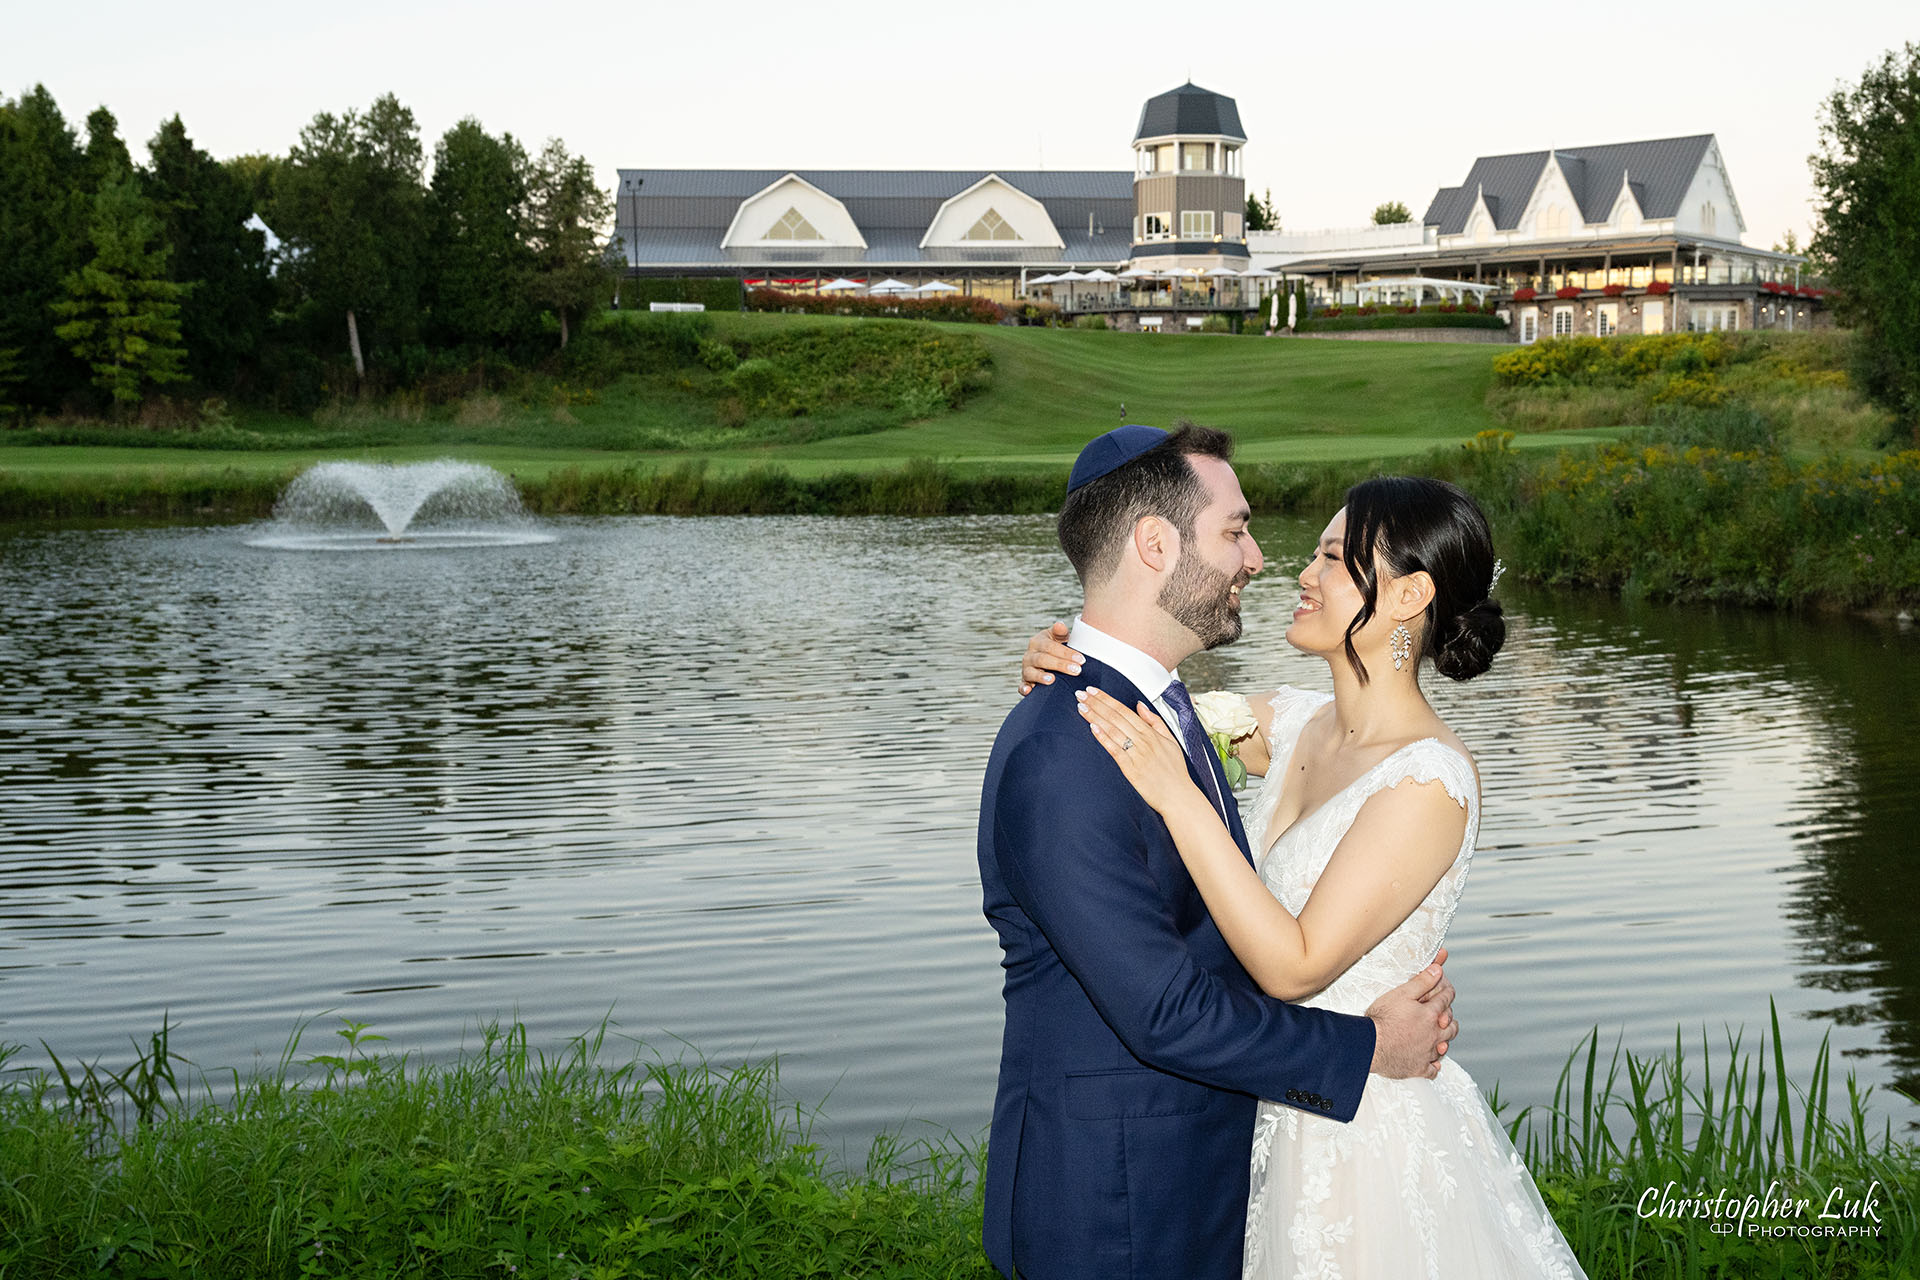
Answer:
[1,515,1915,1158]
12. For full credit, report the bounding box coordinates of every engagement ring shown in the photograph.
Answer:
[1121,738,1134,751]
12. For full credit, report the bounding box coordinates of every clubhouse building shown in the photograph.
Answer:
[617,84,1822,341]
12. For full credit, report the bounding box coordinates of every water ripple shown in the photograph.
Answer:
[1,515,1915,1150]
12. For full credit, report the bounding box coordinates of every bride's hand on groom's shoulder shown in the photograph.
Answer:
[1019,620,1083,695]
[1075,688,1202,817]
[1364,949,1459,1080]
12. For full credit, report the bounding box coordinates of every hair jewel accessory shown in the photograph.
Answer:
[1489,558,1506,592]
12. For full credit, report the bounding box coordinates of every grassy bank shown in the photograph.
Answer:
[0,1021,990,1279]
[2,1011,1912,1278]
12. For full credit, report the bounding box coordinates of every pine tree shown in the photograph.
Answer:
[526,138,612,349]
[143,115,272,389]
[52,166,189,413]
[0,346,23,419]
[0,85,91,409]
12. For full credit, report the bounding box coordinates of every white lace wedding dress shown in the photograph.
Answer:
[1240,687,1586,1280]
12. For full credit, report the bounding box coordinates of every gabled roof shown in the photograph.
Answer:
[617,168,1135,267]
[1424,135,1715,234]
[1133,82,1246,142]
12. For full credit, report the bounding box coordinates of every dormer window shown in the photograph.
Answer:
[963,208,1022,241]
[1537,204,1570,238]
[765,207,823,241]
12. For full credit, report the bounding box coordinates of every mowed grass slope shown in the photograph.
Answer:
[701,317,1622,476]
[0,316,1626,486]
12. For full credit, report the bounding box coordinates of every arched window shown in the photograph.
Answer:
[963,208,1021,241]
[765,207,823,241]
[1537,204,1569,237]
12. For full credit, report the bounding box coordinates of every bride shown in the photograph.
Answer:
[1021,476,1586,1279]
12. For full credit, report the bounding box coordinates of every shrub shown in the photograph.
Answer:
[697,338,740,373]
[727,357,781,406]
[745,288,1005,326]
[617,276,744,312]
[1298,311,1507,334]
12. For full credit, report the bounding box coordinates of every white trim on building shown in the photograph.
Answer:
[719,173,868,251]
[920,174,1064,250]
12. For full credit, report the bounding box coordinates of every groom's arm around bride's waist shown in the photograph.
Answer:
[991,720,1374,1122]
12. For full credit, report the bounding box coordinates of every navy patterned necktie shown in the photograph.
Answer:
[1159,679,1229,822]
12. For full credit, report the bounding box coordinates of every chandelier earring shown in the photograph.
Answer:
[1389,623,1414,671]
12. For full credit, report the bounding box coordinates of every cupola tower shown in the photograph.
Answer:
[1130,82,1249,268]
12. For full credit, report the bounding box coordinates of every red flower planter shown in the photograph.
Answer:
[1601,284,1627,297]
[1647,281,1672,295]
[1511,287,1537,301]
[1554,286,1582,299]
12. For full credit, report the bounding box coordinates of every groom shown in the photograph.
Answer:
[977,423,1459,1280]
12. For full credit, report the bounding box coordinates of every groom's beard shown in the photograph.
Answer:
[1159,552,1246,650]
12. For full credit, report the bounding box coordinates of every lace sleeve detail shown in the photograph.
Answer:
[1376,739,1477,817]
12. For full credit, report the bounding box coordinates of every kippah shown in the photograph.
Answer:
[1067,424,1170,494]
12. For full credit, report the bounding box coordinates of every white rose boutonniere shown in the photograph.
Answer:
[1190,690,1258,791]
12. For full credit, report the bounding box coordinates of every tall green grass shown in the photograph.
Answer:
[0,1019,989,1279]
[1507,1002,1917,1279]
[1,1009,1913,1279]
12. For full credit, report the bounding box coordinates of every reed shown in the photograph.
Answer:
[1506,1001,1916,1278]
[1,1009,1913,1278]
[0,1019,991,1279]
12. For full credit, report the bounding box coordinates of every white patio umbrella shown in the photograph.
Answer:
[1053,269,1087,310]
[1078,268,1119,310]
[870,278,914,295]
[913,279,960,295]
[818,277,862,293]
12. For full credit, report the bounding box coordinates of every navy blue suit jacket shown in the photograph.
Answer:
[978,657,1376,1280]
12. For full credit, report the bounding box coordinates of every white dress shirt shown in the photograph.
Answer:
[1065,616,1186,746]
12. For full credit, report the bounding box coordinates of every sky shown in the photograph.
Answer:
[7,1,1914,248]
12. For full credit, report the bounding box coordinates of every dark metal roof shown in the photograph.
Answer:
[1132,82,1245,142]
[617,168,1135,268]
[618,169,1131,202]
[1423,135,1715,234]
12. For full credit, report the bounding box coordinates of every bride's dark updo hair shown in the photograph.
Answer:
[1339,476,1505,683]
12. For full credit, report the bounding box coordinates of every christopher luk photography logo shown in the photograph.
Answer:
[1637,1178,1888,1239]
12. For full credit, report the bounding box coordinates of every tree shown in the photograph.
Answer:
[525,138,612,349]
[143,115,273,389]
[1371,200,1413,225]
[0,85,91,409]
[273,93,428,380]
[51,166,188,412]
[81,107,132,191]
[1812,42,1920,439]
[0,346,23,419]
[427,118,534,349]
[1244,187,1279,233]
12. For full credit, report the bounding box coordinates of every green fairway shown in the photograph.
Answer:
[0,319,1628,486]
